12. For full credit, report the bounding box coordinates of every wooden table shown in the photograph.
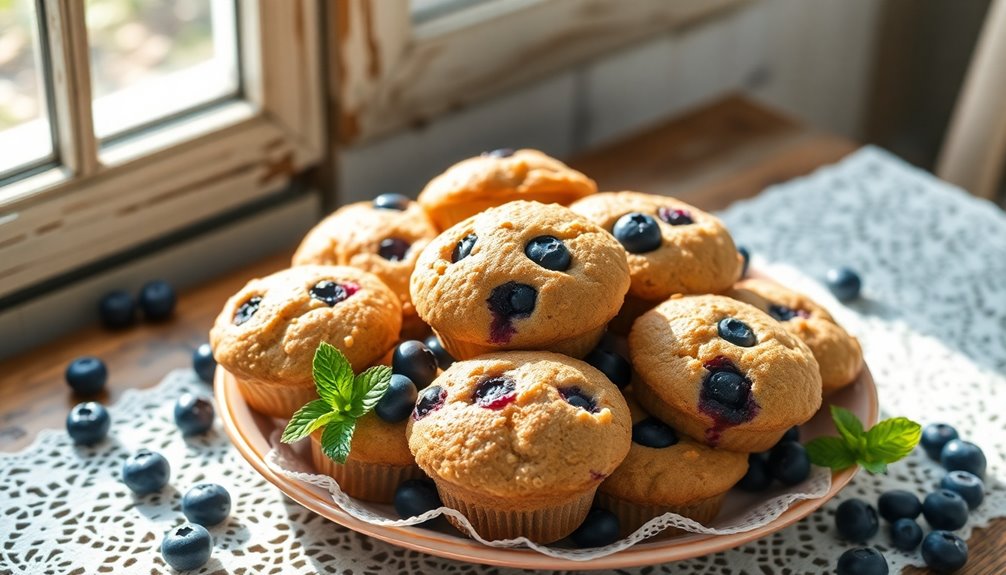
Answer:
[1,95,1000,573]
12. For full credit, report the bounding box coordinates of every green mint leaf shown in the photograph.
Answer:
[281,400,335,443]
[805,436,858,470]
[830,405,865,447]
[313,342,354,409]
[858,459,888,474]
[864,417,921,464]
[349,365,393,417]
[320,418,356,464]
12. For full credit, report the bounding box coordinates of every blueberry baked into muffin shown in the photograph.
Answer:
[406,351,631,543]
[210,265,401,418]
[727,278,863,394]
[292,194,438,339]
[417,149,597,230]
[410,200,630,360]
[629,294,822,452]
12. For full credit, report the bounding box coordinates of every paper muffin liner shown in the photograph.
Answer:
[309,434,424,504]
[434,482,597,544]
[596,491,727,538]
[235,376,317,419]
[633,383,791,453]
[433,324,605,361]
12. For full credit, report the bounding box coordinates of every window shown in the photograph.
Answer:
[0,0,323,300]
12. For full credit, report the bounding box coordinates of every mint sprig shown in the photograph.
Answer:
[280,342,392,464]
[805,406,921,474]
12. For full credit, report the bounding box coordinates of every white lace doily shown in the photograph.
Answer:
[1,146,1004,573]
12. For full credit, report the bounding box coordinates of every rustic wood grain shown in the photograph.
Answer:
[1,95,1000,573]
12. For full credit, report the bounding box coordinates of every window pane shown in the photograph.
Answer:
[411,0,495,22]
[86,0,240,140]
[0,0,54,177]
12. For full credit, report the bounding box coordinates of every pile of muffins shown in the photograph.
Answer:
[210,148,864,544]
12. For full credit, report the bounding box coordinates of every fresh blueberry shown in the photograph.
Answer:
[392,340,438,389]
[65,356,108,396]
[570,508,620,548]
[699,361,754,425]
[525,235,571,271]
[98,290,136,329]
[487,282,536,318]
[376,374,419,423]
[174,393,215,436]
[138,280,176,321]
[451,233,477,262]
[737,246,750,277]
[717,317,757,347]
[877,490,922,522]
[233,295,262,326]
[484,148,515,158]
[612,212,662,253]
[66,402,111,445]
[378,238,411,261]
[941,471,984,510]
[940,440,986,479]
[161,523,212,571]
[559,386,597,413]
[767,441,810,486]
[472,376,516,410]
[192,343,216,384]
[394,478,442,518]
[584,348,631,389]
[826,267,862,302]
[836,547,888,575]
[767,304,809,321]
[736,453,772,491]
[780,426,800,443]
[889,518,923,551]
[122,449,171,495]
[921,423,959,460]
[413,385,447,420]
[423,334,454,370]
[922,489,969,531]
[372,193,411,210]
[310,280,357,306]
[182,483,231,526]
[656,206,693,226]
[631,418,678,448]
[835,498,879,542]
[922,531,968,573]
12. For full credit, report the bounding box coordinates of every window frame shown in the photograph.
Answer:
[0,0,325,299]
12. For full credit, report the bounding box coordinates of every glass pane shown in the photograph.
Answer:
[86,0,240,140]
[0,0,55,177]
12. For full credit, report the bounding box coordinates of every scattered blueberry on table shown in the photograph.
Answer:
[66,402,110,445]
[423,334,454,370]
[877,490,922,522]
[394,478,442,519]
[65,356,108,395]
[161,523,212,571]
[138,280,177,321]
[825,267,862,302]
[174,393,215,436]
[192,343,216,384]
[182,483,232,527]
[921,531,969,573]
[122,449,171,495]
[889,518,923,551]
[612,212,662,253]
[570,508,621,548]
[922,490,969,531]
[736,453,772,492]
[375,374,419,423]
[835,498,879,542]
[584,347,631,389]
[940,471,984,510]
[836,547,888,575]
[392,340,438,389]
[767,441,810,486]
[940,439,986,479]
[98,290,136,329]
[921,423,960,460]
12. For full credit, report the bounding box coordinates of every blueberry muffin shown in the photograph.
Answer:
[727,278,863,394]
[292,195,438,339]
[410,201,630,360]
[406,352,631,543]
[629,295,821,452]
[598,391,748,536]
[418,149,597,230]
[210,265,401,418]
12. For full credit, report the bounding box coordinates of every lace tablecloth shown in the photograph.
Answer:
[2,147,1004,574]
